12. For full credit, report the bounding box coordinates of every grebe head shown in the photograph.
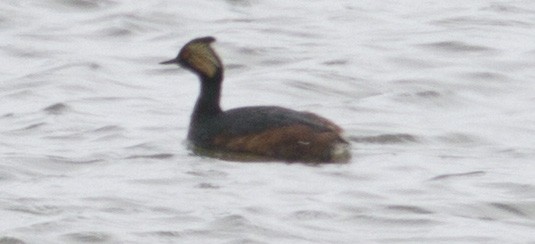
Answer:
[160,36,222,80]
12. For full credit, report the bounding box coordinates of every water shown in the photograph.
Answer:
[1,0,535,243]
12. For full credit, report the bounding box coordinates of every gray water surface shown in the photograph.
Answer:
[1,0,535,243]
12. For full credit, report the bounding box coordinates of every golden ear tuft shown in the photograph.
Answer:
[179,36,221,78]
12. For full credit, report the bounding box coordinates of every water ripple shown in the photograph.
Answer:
[429,171,486,181]
[419,41,496,53]
[349,133,419,144]
[489,202,528,218]
[47,0,116,10]
[0,237,26,244]
[43,103,70,115]
[385,205,434,215]
[126,153,174,160]
[62,232,113,243]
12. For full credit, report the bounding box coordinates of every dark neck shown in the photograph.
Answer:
[192,71,223,120]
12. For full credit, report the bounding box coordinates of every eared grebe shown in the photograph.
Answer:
[160,37,350,163]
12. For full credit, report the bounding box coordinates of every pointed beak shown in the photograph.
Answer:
[159,58,178,65]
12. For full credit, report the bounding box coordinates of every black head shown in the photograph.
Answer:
[160,36,222,80]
